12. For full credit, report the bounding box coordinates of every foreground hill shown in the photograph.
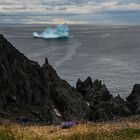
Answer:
[0,34,140,123]
[0,115,140,140]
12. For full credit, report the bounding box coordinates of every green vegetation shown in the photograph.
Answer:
[56,128,140,140]
[0,121,140,140]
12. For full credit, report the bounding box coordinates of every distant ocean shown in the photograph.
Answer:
[1,24,140,98]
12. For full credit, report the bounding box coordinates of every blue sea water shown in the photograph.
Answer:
[1,24,140,98]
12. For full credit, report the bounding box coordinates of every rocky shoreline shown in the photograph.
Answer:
[0,34,140,124]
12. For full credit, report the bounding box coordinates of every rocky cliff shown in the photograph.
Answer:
[0,34,139,124]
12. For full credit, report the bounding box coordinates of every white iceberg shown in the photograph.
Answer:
[33,23,69,39]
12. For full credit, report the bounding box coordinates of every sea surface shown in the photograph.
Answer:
[1,24,140,98]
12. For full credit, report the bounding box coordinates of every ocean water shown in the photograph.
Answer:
[1,24,140,98]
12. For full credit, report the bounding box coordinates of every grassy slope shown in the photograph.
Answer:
[0,116,140,140]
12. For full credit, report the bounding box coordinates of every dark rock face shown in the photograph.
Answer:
[127,84,140,114]
[76,78,131,121]
[107,95,132,119]
[0,34,136,123]
[0,34,86,123]
[42,59,87,121]
[76,77,92,94]
[0,34,52,123]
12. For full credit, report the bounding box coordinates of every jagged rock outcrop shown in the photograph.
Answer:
[76,78,131,121]
[0,34,136,123]
[42,58,87,121]
[0,34,53,123]
[0,34,87,123]
[127,84,140,114]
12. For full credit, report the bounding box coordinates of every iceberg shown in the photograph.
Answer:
[33,23,69,39]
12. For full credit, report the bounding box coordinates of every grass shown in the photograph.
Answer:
[0,119,140,140]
